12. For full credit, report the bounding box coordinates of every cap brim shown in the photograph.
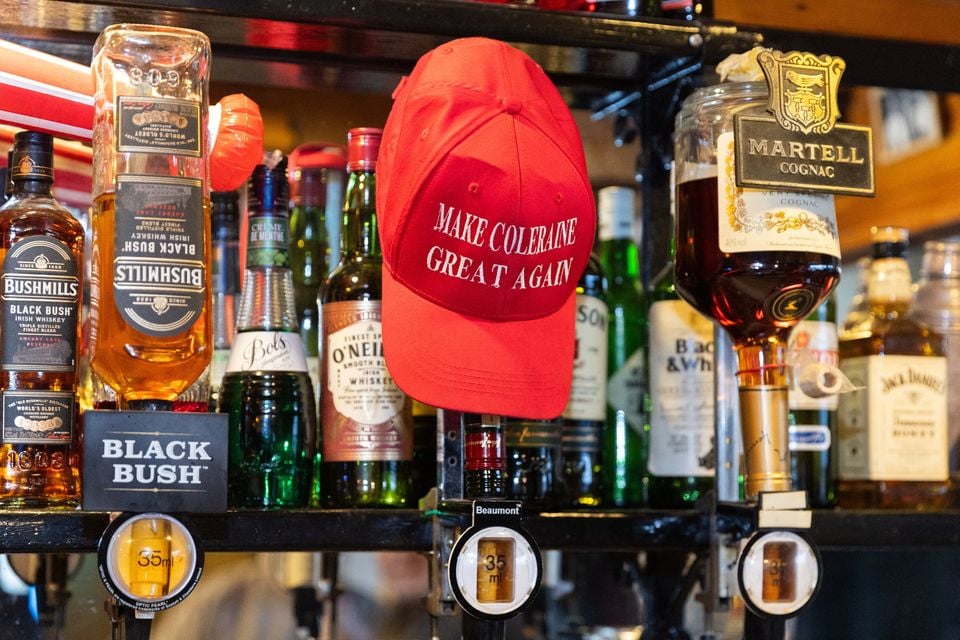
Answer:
[382,264,574,420]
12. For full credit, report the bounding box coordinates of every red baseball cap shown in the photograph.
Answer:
[377,37,596,419]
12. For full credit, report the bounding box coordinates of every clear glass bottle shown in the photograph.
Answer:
[911,239,960,502]
[561,253,607,507]
[840,255,873,339]
[319,128,412,508]
[0,131,85,507]
[219,155,317,509]
[837,227,949,508]
[596,185,648,508]
[90,24,212,409]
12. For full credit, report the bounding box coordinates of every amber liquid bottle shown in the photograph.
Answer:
[837,227,949,509]
[320,128,412,508]
[0,131,85,507]
[89,24,212,408]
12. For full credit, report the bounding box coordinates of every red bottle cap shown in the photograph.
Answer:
[346,127,382,173]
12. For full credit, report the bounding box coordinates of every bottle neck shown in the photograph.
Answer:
[245,204,291,270]
[340,170,379,258]
[867,256,913,305]
[598,237,639,284]
[10,178,53,198]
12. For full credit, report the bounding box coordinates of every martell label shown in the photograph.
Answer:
[113,175,206,337]
[648,299,715,477]
[117,96,202,156]
[321,300,411,462]
[82,410,228,512]
[562,295,607,422]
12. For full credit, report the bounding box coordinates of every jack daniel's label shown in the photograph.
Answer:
[113,175,205,337]
[0,237,80,444]
[322,300,411,462]
[734,49,874,196]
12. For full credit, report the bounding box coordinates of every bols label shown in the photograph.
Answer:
[114,175,205,337]
[117,96,202,156]
[1,237,80,444]
[322,300,411,462]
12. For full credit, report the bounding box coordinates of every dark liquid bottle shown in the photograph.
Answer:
[220,155,317,509]
[788,296,838,508]
[320,128,412,508]
[561,253,606,507]
[209,190,241,410]
[505,417,561,508]
[0,131,85,507]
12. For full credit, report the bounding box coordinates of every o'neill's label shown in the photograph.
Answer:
[113,175,205,337]
[0,236,80,444]
[321,300,411,462]
[734,49,874,196]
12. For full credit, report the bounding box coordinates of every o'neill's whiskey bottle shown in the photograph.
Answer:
[0,131,85,506]
[219,155,317,509]
[320,128,413,508]
[90,25,212,409]
[837,227,950,508]
[596,186,648,507]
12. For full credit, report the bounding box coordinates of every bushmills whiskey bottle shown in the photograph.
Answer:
[0,131,85,507]
[90,24,212,409]
[837,227,949,508]
[320,128,413,508]
[596,186,648,507]
[219,155,317,509]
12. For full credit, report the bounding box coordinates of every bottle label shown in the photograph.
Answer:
[598,204,634,242]
[561,423,601,454]
[113,175,206,337]
[505,421,561,449]
[647,299,715,477]
[225,331,308,373]
[788,319,839,411]
[246,208,289,269]
[117,96,202,157]
[606,347,646,436]
[716,131,840,258]
[562,295,608,421]
[837,355,948,481]
[1,390,74,444]
[321,300,411,462]
[789,425,831,452]
[464,425,505,471]
[1,236,81,372]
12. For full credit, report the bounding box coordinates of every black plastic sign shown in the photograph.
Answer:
[82,410,227,513]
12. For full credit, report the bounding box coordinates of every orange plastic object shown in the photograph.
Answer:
[210,94,264,192]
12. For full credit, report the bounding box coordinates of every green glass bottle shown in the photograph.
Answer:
[320,128,412,508]
[788,295,838,508]
[647,237,715,509]
[596,186,648,507]
[220,154,317,509]
[561,253,607,507]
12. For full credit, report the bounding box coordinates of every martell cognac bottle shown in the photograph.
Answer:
[320,128,412,508]
[219,155,317,509]
[0,131,85,506]
[90,25,212,408]
[596,186,648,507]
[837,227,949,508]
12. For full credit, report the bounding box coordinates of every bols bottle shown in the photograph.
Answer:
[220,155,317,509]
[320,128,412,508]
[0,131,84,506]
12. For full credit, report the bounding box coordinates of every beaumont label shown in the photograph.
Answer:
[321,300,411,462]
[563,295,608,421]
[1,391,74,444]
[607,347,647,436]
[648,299,715,477]
[117,96,202,156]
[788,319,839,411]
[225,331,308,373]
[1,236,80,372]
[716,131,840,258]
[114,175,206,337]
[838,355,948,481]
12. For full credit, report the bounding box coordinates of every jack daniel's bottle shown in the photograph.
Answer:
[0,131,85,506]
[219,155,317,508]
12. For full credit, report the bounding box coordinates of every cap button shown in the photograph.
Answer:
[500,96,523,115]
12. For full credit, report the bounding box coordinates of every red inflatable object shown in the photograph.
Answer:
[210,93,264,192]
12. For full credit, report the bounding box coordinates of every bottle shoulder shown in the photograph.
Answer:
[320,256,383,303]
[839,312,945,358]
[0,196,85,237]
